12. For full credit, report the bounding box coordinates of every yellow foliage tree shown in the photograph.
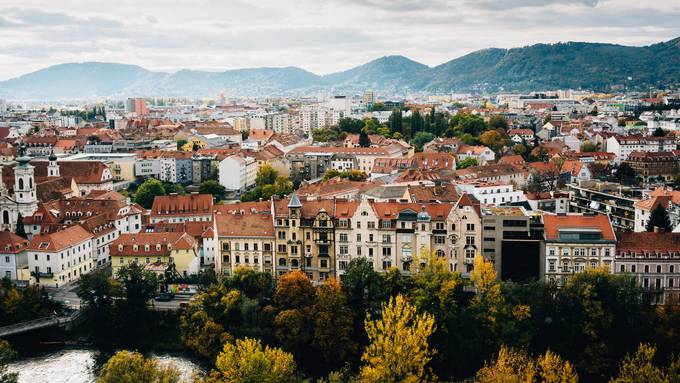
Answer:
[470,255,504,325]
[359,294,437,383]
[206,337,296,383]
[97,350,181,383]
[474,346,578,383]
[609,344,668,383]
[179,309,232,360]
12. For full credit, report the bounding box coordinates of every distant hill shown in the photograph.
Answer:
[1,37,679,100]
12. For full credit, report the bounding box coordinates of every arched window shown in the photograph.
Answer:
[279,258,287,266]
[18,178,24,190]
[291,259,299,267]
[436,249,445,258]
[2,211,9,225]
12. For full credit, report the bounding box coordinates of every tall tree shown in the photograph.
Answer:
[14,214,26,239]
[473,347,578,383]
[97,350,180,383]
[646,205,672,232]
[312,279,355,366]
[609,344,668,383]
[77,269,123,344]
[359,130,371,147]
[359,295,437,383]
[389,109,402,135]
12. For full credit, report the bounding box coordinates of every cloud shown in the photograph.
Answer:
[0,0,678,80]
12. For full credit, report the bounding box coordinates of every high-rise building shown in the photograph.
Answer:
[125,98,148,115]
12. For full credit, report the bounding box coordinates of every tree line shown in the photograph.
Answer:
[89,253,680,383]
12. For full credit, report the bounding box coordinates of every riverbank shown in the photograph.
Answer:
[7,346,204,383]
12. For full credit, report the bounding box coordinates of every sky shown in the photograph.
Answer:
[0,0,679,80]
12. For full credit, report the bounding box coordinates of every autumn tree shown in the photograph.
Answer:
[474,347,578,383]
[479,130,505,152]
[206,337,296,383]
[359,294,437,383]
[274,271,315,357]
[97,350,181,383]
[180,308,233,360]
[610,344,668,383]
[256,163,278,187]
[274,270,314,311]
[312,279,355,365]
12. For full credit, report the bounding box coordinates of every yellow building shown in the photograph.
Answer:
[110,232,200,279]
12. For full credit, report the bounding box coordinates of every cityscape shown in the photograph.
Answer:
[1,1,680,383]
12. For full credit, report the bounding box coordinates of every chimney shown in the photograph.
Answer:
[654,226,661,233]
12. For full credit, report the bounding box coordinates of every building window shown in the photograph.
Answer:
[339,233,348,242]
[368,222,375,229]
[340,245,348,255]
[339,260,348,270]
[466,223,475,231]
[382,260,391,270]
[382,247,391,257]
[320,259,328,268]
[382,235,391,243]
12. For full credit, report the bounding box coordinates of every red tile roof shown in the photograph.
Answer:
[215,212,274,238]
[28,225,93,252]
[0,231,29,254]
[543,214,615,241]
[151,194,214,217]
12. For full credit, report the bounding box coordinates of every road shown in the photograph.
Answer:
[48,281,188,311]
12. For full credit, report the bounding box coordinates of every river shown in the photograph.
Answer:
[6,347,204,382]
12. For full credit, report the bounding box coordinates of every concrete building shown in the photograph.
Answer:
[218,154,257,192]
[215,212,275,277]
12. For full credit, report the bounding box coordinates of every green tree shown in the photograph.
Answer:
[116,263,159,343]
[337,117,364,134]
[199,180,226,202]
[176,139,187,151]
[359,295,437,383]
[363,117,381,135]
[341,258,385,342]
[134,178,166,209]
[180,307,233,360]
[615,163,638,186]
[489,116,509,130]
[206,338,296,383]
[0,340,17,383]
[412,132,435,151]
[97,350,180,383]
[255,163,278,187]
[389,109,402,135]
[646,205,672,232]
[14,214,26,239]
[77,269,123,343]
[359,130,371,147]
[457,157,478,169]
[653,127,667,137]
[580,142,598,152]
[312,279,355,366]
[411,109,424,138]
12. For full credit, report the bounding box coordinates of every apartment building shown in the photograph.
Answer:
[626,151,678,182]
[272,193,335,283]
[456,180,527,206]
[110,232,200,279]
[543,213,616,286]
[150,194,214,223]
[606,135,676,163]
[0,231,29,281]
[27,224,95,288]
[218,154,257,192]
[616,231,680,304]
[568,180,641,231]
[215,212,275,277]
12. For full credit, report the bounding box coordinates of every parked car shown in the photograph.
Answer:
[154,293,174,301]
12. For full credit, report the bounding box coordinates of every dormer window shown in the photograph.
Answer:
[133,244,138,252]
[118,244,123,252]
[167,244,172,251]
[144,244,150,252]
[156,244,161,251]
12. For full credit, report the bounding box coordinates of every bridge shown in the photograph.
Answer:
[0,311,81,338]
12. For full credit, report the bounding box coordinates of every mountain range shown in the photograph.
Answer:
[1,37,679,100]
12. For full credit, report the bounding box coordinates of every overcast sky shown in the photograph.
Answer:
[0,0,679,80]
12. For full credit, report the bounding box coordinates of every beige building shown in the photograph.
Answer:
[215,212,275,276]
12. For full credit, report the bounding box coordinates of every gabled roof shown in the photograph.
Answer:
[28,225,93,252]
[0,231,29,254]
[151,194,214,217]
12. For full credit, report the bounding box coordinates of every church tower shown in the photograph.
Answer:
[47,150,60,177]
[14,142,38,216]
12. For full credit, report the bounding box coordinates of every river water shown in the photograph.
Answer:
[6,347,204,382]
